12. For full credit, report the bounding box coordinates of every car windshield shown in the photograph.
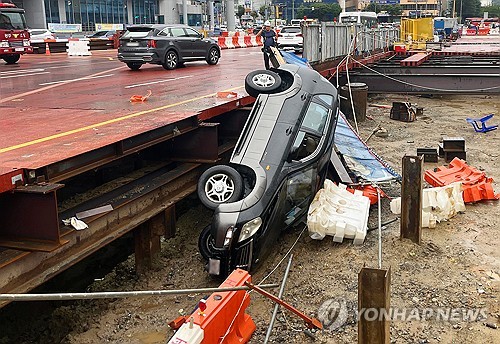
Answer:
[281,27,301,33]
[122,28,153,38]
[0,11,26,30]
[91,31,108,37]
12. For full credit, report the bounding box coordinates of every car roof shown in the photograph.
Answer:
[125,24,192,30]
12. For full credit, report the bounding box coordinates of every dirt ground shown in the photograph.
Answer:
[1,94,499,344]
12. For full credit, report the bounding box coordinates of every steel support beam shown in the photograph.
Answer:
[358,267,391,344]
[400,155,423,244]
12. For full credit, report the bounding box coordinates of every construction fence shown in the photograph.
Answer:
[303,23,400,65]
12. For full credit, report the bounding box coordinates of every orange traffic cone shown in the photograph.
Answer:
[45,41,51,55]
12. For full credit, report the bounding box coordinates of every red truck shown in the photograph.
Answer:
[0,0,32,64]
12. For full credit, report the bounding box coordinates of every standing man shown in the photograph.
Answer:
[256,21,277,70]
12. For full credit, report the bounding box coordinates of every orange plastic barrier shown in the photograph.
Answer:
[244,35,252,47]
[466,29,477,35]
[232,35,240,48]
[346,185,387,205]
[256,35,263,46]
[425,157,485,187]
[218,36,227,49]
[462,178,499,203]
[478,28,490,35]
[221,31,229,37]
[425,158,498,203]
[168,269,256,344]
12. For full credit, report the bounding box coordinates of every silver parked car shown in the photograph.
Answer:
[118,24,221,71]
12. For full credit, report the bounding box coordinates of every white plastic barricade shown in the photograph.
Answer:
[391,182,465,228]
[307,180,370,245]
[67,39,91,56]
[225,37,235,49]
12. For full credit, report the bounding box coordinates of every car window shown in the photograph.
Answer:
[170,28,186,37]
[281,27,301,34]
[288,102,330,162]
[184,28,200,38]
[315,94,334,107]
[30,30,46,35]
[122,29,153,38]
[158,28,172,37]
[302,102,329,133]
[284,167,315,225]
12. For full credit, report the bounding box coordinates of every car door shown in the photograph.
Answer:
[184,27,206,58]
[169,27,192,59]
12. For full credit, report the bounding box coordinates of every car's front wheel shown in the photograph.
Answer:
[245,70,282,98]
[198,225,218,260]
[197,165,244,210]
[126,62,142,71]
[2,54,20,64]
[206,47,220,65]
[163,50,178,70]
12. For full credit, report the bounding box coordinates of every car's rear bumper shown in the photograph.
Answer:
[278,43,303,51]
[117,52,160,63]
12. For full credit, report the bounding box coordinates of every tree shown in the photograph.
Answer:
[363,3,402,16]
[237,5,245,18]
[455,0,481,18]
[296,3,341,22]
[481,5,500,17]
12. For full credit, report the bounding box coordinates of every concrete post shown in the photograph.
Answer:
[23,0,47,28]
[127,0,134,25]
[209,1,215,30]
[226,0,235,31]
[57,0,67,23]
[183,0,188,25]
[159,0,178,24]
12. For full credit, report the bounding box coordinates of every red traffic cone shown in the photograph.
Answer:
[45,41,51,55]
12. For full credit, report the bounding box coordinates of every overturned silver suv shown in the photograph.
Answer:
[197,64,339,277]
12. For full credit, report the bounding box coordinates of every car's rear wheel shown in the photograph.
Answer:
[198,165,244,210]
[126,62,142,71]
[199,225,218,260]
[245,70,282,98]
[3,54,20,64]
[206,47,220,65]
[163,50,178,70]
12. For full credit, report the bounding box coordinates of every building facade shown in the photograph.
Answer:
[12,0,209,31]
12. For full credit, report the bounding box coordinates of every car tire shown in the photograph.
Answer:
[3,54,20,64]
[198,165,244,210]
[126,62,142,71]
[206,47,220,65]
[198,225,218,260]
[245,70,282,98]
[163,50,178,70]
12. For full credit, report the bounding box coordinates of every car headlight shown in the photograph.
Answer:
[23,39,30,46]
[0,41,9,48]
[238,217,262,242]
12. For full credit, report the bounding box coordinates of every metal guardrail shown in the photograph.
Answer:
[303,23,400,64]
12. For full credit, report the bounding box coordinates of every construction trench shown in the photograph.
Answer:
[0,44,499,342]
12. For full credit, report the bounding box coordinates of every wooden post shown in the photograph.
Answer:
[358,267,391,344]
[400,155,423,244]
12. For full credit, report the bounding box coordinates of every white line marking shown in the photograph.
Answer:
[0,68,46,75]
[0,71,50,79]
[38,74,115,86]
[124,75,193,89]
